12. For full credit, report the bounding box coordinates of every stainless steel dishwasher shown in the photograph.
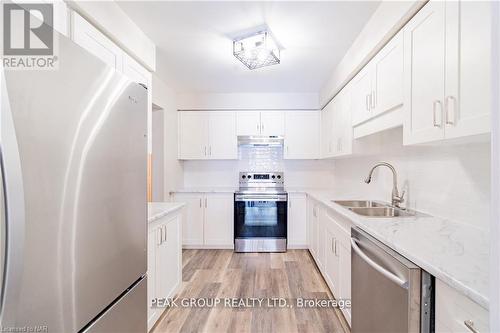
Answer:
[351,227,434,333]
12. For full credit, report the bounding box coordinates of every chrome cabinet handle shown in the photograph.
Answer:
[163,226,167,243]
[205,198,207,208]
[209,146,212,157]
[199,198,202,208]
[257,123,260,132]
[204,146,207,156]
[157,228,162,245]
[433,100,443,127]
[464,320,479,333]
[331,238,335,253]
[445,95,456,125]
[351,238,408,289]
[261,123,264,132]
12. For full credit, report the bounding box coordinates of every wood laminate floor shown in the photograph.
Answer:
[153,250,350,333]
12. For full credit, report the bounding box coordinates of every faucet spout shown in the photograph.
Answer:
[364,162,405,208]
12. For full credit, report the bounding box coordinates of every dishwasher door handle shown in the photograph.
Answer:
[351,238,408,289]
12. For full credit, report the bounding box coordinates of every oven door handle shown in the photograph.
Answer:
[235,195,287,202]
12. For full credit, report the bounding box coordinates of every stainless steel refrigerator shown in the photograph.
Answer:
[0,28,148,332]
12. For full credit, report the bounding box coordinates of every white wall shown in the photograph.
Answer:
[319,0,425,108]
[152,75,183,200]
[331,128,490,230]
[177,92,319,110]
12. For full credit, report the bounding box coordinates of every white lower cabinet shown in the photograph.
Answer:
[147,211,182,331]
[307,196,352,326]
[174,192,233,248]
[287,193,307,248]
[435,279,489,333]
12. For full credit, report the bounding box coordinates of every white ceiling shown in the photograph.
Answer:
[118,1,380,94]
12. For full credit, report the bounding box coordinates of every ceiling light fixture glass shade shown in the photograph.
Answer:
[233,31,280,70]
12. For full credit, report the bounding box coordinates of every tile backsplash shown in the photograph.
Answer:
[238,145,283,171]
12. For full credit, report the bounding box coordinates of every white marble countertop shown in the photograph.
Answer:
[168,187,489,308]
[171,187,237,193]
[148,202,185,224]
[305,190,489,309]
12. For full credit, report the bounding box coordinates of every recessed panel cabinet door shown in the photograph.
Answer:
[176,194,204,246]
[236,111,261,136]
[178,112,208,159]
[403,1,446,144]
[372,31,404,117]
[321,102,334,158]
[260,111,285,136]
[203,193,233,246]
[71,12,123,71]
[288,193,307,247]
[208,112,237,159]
[350,66,373,126]
[284,111,320,159]
[444,1,491,139]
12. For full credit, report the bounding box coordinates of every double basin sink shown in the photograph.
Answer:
[333,200,415,218]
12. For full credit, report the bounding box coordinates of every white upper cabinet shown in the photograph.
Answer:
[236,111,284,136]
[444,1,491,139]
[178,112,209,160]
[122,53,152,88]
[404,0,491,145]
[372,31,404,117]
[260,111,285,136]
[284,111,320,159]
[321,87,352,158]
[321,101,335,158]
[208,112,237,159]
[236,111,261,136]
[350,66,373,126]
[403,1,446,144]
[178,111,237,160]
[71,12,124,71]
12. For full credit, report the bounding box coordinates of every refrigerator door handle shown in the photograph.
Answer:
[0,70,26,326]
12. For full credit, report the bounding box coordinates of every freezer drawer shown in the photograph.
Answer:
[83,277,147,333]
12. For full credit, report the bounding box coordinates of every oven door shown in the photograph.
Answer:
[234,193,287,252]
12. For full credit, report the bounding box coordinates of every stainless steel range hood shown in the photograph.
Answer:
[238,136,284,147]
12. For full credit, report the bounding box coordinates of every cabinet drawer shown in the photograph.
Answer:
[435,279,488,333]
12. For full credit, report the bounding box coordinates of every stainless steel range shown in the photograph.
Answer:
[234,172,287,252]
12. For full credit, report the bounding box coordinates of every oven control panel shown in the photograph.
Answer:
[239,172,284,187]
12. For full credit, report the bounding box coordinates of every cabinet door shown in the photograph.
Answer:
[350,66,373,126]
[316,210,327,270]
[236,111,261,136]
[324,225,340,297]
[288,193,307,247]
[175,193,204,246]
[372,31,404,117]
[338,88,353,156]
[71,12,123,70]
[321,102,335,158]
[204,193,234,246]
[147,226,159,329]
[403,1,446,144]
[444,1,491,139]
[178,112,208,159]
[260,111,285,136]
[162,217,181,297]
[284,111,320,159]
[208,112,237,159]
[338,237,352,325]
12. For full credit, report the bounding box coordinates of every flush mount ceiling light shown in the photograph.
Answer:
[233,31,280,70]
